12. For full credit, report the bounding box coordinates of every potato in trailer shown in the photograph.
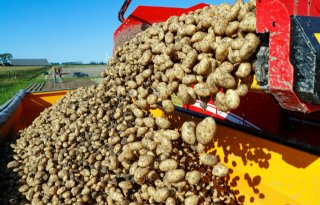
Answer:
[1,0,320,204]
[0,89,320,204]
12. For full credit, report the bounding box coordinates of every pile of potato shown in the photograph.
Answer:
[6,0,259,204]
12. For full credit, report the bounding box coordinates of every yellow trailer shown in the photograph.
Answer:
[1,90,318,204]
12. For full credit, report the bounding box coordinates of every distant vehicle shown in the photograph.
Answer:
[72,72,89,78]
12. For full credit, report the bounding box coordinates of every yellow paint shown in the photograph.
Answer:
[314,33,320,44]
[1,90,319,204]
[239,75,264,91]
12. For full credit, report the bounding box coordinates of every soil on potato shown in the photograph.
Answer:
[41,78,102,91]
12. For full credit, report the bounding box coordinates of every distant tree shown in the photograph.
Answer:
[0,53,13,64]
[61,61,83,65]
[99,61,106,65]
[90,61,98,65]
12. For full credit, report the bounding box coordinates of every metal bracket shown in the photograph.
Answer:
[254,43,269,86]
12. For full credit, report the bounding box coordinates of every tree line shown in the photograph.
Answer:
[0,53,106,66]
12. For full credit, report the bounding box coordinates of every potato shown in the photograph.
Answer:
[194,83,211,97]
[127,80,138,89]
[182,43,193,54]
[168,81,179,94]
[173,64,185,80]
[178,24,197,36]
[155,117,171,129]
[239,33,260,60]
[138,155,154,168]
[142,138,157,151]
[187,87,197,101]
[225,89,240,110]
[206,73,219,94]
[193,57,211,75]
[197,16,212,30]
[138,86,149,99]
[185,171,201,185]
[225,21,239,37]
[236,62,252,78]
[193,33,215,53]
[143,117,155,128]
[119,181,133,191]
[177,84,192,104]
[166,197,176,205]
[165,45,175,57]
[165,68,175,82]
[199,153,217,166]
[212,164,228,177]
[191,31,207,43]
[214,92,229,112]
[162,100,175,113]
[217,61,234,73]
[163,129,180,140]
[165,32,174,44]
[214,18,228,35]
[181,121,196,145]
[238,4,250,21]
[137,127,149,137]
[142,68,152,78]
[139,50,152,66]
[182,75,197,85]
[215,44,229,62]
[185,195,199,205]
[168,22,180,33]
[164,169,186,183]
[134,167,149,184]
[228,49,242,63]
[230,38,244,50]
[146,94,158,105]
[135,99,148,109]
[236,83,249,96]
[239,13,256,32]
[196,117,216,145]
[159,159,178,172]
[183,50,198,70]
[248,0,256,10]
[213,70,236,89]
[130,104,144,118]
[153,188,169,203]
[152,42,166,54]
[226,1,240,21]
[156,135,173,155]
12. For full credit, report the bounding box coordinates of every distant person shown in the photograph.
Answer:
[57,67,62,83]
[52,66,57,84]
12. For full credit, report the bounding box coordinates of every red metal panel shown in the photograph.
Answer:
[273,0,320,16]
[314,0,320,15]
[257,0,320,113]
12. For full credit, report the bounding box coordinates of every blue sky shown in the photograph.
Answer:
[0,0,233,63]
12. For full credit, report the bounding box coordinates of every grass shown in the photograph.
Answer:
[0,66,49,105]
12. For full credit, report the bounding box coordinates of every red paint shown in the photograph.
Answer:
[257,0,320,113]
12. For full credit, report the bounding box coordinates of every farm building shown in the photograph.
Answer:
[10,59,50,66]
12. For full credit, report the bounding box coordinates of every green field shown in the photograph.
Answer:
[0,66,49,105]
